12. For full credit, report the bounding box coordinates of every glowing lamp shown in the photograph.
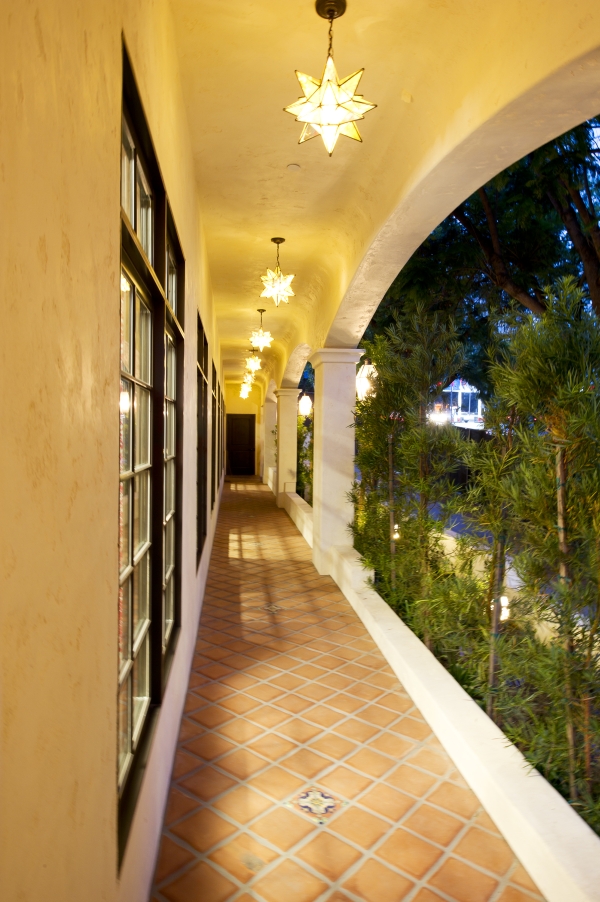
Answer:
[245,351,262,373]
[284,2,376,156]
[250,308,273,352]
[356,359,377,401]
[240,383,251,399]
[298,393,313,417]
[428,410,450,426]
[261,238,295,307]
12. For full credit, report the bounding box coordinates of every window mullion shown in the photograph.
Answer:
[150,298,166,702]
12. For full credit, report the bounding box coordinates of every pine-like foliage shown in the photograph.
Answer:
[354,278,600,832]
[490,277,600,815]
[352,299,466,629]
[296,414,313,503]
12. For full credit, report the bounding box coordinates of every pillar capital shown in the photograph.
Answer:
[309,348,364,369]
[275,387,301,398]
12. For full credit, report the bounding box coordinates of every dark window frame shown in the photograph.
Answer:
[197,314,209,564]
[211,363,217,509]
[118,44,185,863]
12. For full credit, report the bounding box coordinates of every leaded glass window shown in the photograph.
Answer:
[118,269,152,790]
[163,328,177,647]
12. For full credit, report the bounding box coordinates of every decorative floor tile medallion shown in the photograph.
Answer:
[263,602,282,613]
[285,786,347,825]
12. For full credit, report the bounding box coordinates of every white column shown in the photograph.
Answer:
[275,387,300,506]
[262,397,277,486]
[309,348,363,575]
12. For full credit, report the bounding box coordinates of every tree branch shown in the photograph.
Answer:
[547,187,600,314]
[561,176,600,259]
[452,198,545,315]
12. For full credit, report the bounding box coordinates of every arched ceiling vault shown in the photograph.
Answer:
[170,0,600,389]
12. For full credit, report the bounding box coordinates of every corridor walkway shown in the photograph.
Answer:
[151,480,544,902]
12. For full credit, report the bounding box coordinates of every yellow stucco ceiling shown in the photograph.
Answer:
[171,0,600,391]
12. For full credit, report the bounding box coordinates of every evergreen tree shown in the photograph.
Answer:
[365,117,600,394]
[353,299,465,636]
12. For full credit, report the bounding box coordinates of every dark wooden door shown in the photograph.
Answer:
[226,414,256,475]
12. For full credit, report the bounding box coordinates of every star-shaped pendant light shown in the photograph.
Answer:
[250,309,273,353]
[245,349,262,373]
[284,1,376,156]
[240,383,251,399]
[261,238,295,307]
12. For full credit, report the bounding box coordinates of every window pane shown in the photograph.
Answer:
[133,633,150,739]
[134,387,151,468]
[165,336,176,399]
[167,246,177,316]
[133,551,150,638]
[136,162,153,263]
[120,274,133,373]
[135,297,152,385]
[119,579,131,672]
[133,470,150,554]
[120,380,132,473]
[121,120,135,225]
[164,515,175,577]
[119,480,131,574]
[165,400,176,458]
[118,676,132,787]
[164,459,175,519]
[164,578,175,645]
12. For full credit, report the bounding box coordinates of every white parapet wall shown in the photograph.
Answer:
[281,491,313,547]
[280,490,600,902]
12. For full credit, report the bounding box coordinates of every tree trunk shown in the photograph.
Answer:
[419,401,432,649]
[556,442,578,800]
[487,532,506,719]
[388,431,396,591]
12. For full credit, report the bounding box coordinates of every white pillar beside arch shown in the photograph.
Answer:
[275,387,300,506]
[309,348,363,575]
[262,396,277,485]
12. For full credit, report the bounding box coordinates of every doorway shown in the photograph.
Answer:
[226,414,256,475]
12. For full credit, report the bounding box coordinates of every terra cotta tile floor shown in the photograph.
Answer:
[151,478,545,902]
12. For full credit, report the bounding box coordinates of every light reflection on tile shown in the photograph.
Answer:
[152,478,545,902]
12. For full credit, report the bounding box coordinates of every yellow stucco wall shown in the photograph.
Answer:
[0,2,219,900]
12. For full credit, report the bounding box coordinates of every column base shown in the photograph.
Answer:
[312,544,331,576]
[276,482,296,507]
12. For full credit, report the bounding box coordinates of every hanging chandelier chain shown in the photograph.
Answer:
[328,14,334,58]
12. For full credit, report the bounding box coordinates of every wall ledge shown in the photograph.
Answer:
[325,543,600,902]
[281,491,313,547]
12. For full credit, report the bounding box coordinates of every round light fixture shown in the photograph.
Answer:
[298,393,313,417]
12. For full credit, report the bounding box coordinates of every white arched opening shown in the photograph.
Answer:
[326,46,600,348]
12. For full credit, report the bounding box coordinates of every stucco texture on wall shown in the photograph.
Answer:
[0,2,217,901]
